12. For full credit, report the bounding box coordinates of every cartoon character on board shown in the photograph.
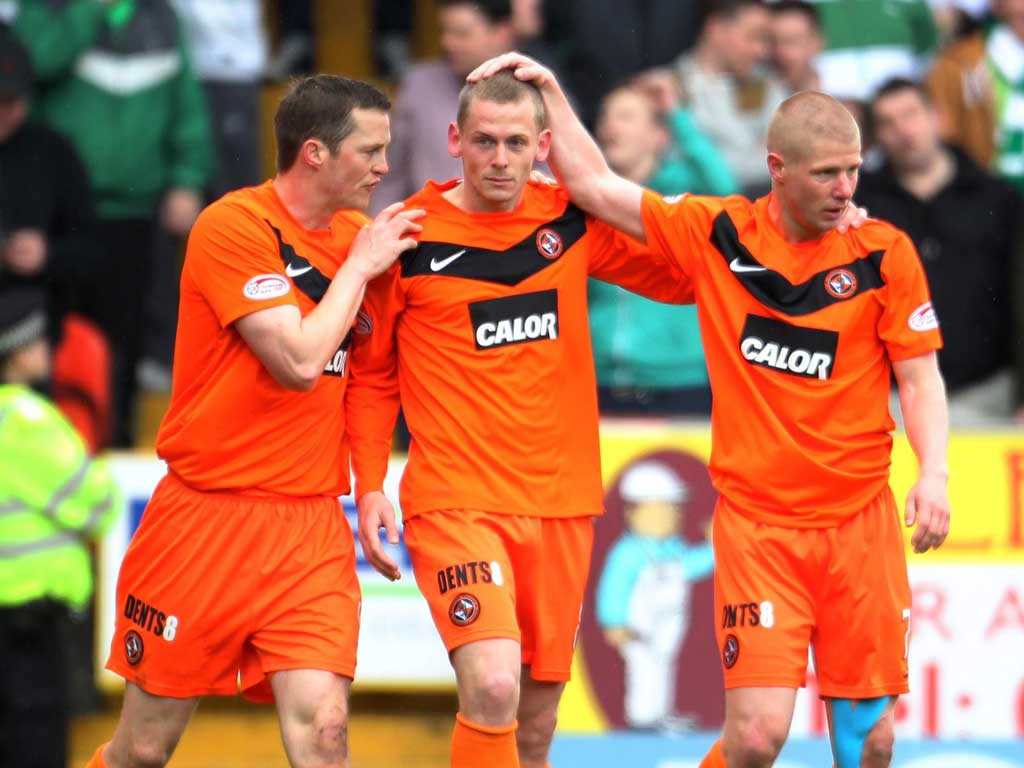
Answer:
[596,460,714,731]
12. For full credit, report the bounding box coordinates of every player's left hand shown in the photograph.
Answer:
[357,490,402,580]
[905,472,950,553]
[836,203,868,233]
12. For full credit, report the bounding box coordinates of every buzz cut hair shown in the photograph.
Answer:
[457,70,546,132]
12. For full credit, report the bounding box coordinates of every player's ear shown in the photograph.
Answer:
[447,121,463,159]
[767,151,785,184]
[535,128,552,163]
[301,138,327,170]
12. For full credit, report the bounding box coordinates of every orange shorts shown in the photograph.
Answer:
[713,486,910,698]
[403,509,594,682]
[105,473,361,702]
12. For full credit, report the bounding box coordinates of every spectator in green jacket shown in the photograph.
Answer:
[0,285,120,768]
[589,75,738,416]
[13,0,214,446]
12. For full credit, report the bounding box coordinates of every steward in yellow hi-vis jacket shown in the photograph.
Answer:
[0,286,120,768]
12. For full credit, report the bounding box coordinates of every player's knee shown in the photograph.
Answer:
[727,713,789,766]
[516,705,558,759]
[466,669,519,721]
[310,706,349,761]
[121,736,174,768]
[862,717,895,767]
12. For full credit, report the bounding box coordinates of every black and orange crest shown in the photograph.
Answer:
[449,594,480,626]
[722,633,739,669]
[536,228,563,259]
[825,268,857,299]
[125,630,144,666]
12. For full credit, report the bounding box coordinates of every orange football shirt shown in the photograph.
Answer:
[641,190,943,527]
[156,181,368,496]
[346,179,691,518]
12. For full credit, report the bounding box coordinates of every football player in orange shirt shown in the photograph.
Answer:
[346,72,696,768]
[469,54,951,768]
[84,76,423,768]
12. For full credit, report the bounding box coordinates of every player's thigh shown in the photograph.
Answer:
[516,516,594,682]
[105,476,257,698]
[404,509,521,652]
[108,682,198,762]
[242,502,361,701]
[713,497,816,689]
[814,488,911,699]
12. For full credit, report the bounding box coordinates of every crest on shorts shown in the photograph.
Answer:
[824,268,857,299]
[722,633,739,669]
[536,228,563,260]
[125,630,144,666]
[449,594,480,626]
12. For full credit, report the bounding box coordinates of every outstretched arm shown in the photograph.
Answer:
[470,53,646,242]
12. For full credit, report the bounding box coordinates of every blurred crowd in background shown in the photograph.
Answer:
[0,0,1022,457]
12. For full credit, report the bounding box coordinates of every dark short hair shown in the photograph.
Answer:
[870,77,932,111]
[769,0,821,31]
[274,74,391,172]
[439,0,511,24]
[457,69,545,131]
[705,0,766,21]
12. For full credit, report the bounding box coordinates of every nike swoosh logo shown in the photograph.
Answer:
[286,263,313,277]
[430,249,466,272]
[729,257,767,273]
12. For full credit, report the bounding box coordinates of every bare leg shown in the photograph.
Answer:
[272,669,352,768]
[104,682,198,768]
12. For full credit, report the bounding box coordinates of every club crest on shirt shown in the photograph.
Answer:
[536,228,563,259]
[722,633,739,669]
[125,630,144,666]
[824,268,857,299]
[449,594,480,626]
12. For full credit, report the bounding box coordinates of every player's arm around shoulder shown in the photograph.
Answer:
[236,203,424,392]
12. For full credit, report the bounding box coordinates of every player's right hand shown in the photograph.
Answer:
[466,51,557,92]
[349,203,425,281]
[357,490,402,581]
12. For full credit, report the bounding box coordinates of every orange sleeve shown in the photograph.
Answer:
[186,200,297,328]
[877,231,944,361]
[344,264,404,499]
[638,189,716,281]
[585,216,694,303]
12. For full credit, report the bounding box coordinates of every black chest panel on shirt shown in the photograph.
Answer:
[709,211,886,316]
[400,204,588,285]
[270,222,332,302]
[267,222,351,376]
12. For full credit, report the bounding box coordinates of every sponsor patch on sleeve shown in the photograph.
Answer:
[907,301,939,332]
[243,274,291,300]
